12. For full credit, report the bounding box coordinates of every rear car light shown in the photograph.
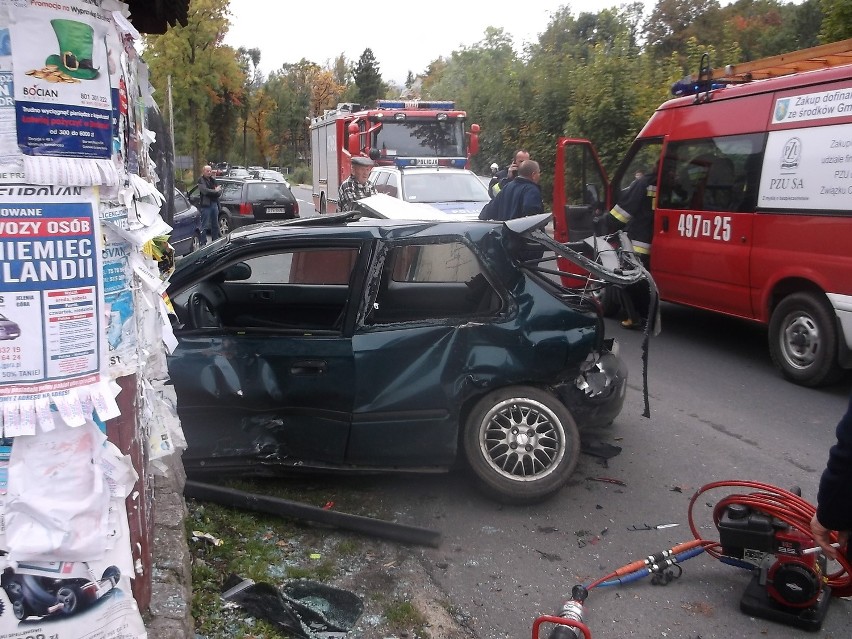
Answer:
[239,202,253,216]
[294,200,300,217]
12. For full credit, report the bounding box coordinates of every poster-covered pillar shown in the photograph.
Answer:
[0,1,185,637]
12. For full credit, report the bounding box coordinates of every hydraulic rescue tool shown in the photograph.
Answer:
[531,480,851,638]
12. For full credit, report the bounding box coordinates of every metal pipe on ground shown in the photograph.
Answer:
[184,480,442,548]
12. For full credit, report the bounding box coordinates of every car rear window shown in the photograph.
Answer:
[247,182,292,201]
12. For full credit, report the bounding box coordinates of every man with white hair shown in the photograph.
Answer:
[338,155,376,211]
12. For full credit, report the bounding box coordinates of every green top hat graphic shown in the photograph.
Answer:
[45,19,99,80]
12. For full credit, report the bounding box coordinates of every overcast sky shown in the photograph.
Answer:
[224,1,661,85]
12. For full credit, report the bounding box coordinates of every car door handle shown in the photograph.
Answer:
[290,360,328,375]
[251,290,274,301]
[661,215,669,232]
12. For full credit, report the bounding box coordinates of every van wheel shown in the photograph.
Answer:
[768,292,841,387]
[319,194,327,215]
[463,386,579,504]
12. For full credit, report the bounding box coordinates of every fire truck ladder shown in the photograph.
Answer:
[692,37,852,84]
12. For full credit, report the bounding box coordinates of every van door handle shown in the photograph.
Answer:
[290,360,328,375]
[661,216,669,232]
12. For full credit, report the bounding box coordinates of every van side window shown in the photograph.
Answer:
[659,133,766,212]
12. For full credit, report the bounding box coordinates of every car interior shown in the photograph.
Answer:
[170,240,504,335]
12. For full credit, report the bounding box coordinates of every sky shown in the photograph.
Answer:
[224,0,660,85]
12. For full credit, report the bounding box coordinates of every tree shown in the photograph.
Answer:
[820,0,852,41]
[237,47,262,166]
[143,0,243,176]
[352,48,385,107]
[405,71,415,89]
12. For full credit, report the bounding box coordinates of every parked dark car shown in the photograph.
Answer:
[0,312,20,340]
[164,209,641,503]
[189,178,299,236]
[162,187,203,257]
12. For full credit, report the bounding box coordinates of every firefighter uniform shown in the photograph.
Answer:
[607,173,656,258]
[606,172,656,328]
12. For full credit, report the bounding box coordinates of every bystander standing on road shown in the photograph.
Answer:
[338,156,376,211]
[197,165,222,245]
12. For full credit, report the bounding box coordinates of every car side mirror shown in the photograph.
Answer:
[221,262,251,281]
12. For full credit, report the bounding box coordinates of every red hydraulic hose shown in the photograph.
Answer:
[687,480,852,597]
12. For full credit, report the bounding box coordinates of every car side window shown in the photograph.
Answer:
[384,173,399,198]
[221,182,243,200]
[369,241,500,324]
[174,190,190,214]
[207,247,360,332]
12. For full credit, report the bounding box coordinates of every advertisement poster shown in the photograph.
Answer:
[99,202,137,377]
[9,0,113,158]
[0,184,105,398]
[0,420,145,638]
[758,122,852,210]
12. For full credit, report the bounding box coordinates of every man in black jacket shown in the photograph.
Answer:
[479,160,542,221]
[197,165,222,245]
[810,393,852,560]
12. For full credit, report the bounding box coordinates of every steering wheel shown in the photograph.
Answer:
[187,292,221,329]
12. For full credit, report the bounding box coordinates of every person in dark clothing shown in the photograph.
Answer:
[810,393,852,560]
[479,160,542,221]
[603,164,657,329]
[488,149,530,199]
[197,165,222,245]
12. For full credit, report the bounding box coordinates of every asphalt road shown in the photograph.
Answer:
[290,183,852,638]
[355,308,851,639]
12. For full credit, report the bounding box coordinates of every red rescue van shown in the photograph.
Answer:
[553,41,852,387]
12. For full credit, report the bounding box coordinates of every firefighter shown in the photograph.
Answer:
[604,161,658,329]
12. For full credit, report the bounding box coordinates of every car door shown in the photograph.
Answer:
[170,189,200,255]
[348,237,503,467]
[167,240,369,472]
[652,133,762,318]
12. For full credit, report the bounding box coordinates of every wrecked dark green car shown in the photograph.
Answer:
[165,211,639,503]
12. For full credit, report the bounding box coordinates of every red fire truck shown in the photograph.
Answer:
[554,39,852,387]
[309,100,479,213]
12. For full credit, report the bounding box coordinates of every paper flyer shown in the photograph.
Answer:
[0,184,105,398]
[9,0,113,159]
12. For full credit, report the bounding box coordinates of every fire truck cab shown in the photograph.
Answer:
[554,40,852,387]
[310,100,479,214]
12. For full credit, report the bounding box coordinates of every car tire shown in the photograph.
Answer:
[189,233,201,254]
[56,586,78,614]
[12,597,28,620]
[768,291,842,387]
[463,386,580,504]
[218,212,231,236]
